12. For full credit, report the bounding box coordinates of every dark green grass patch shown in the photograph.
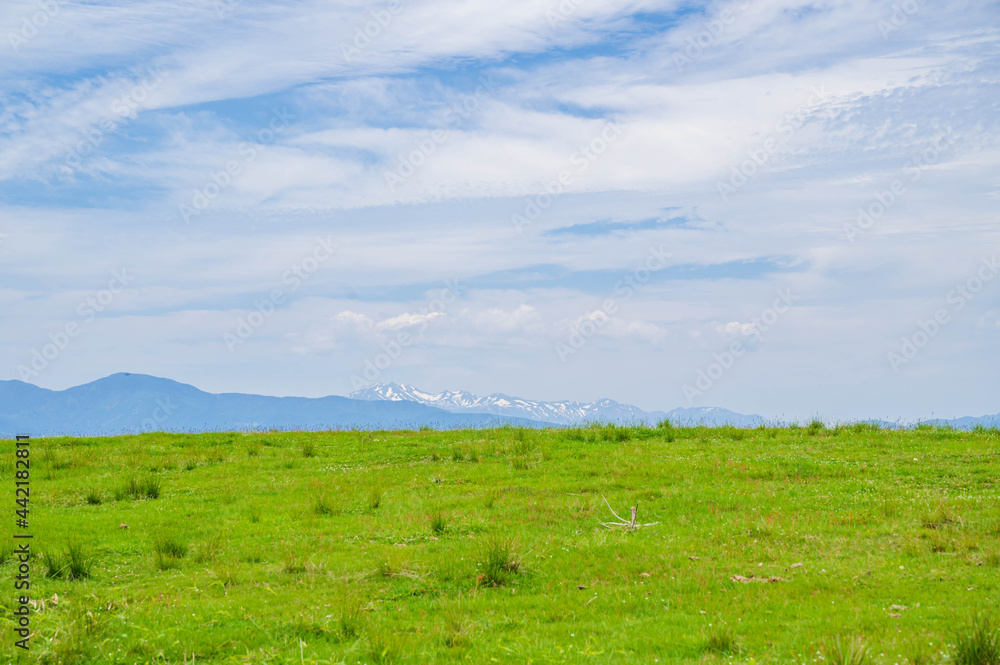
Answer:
[114,475,160,500]
[477,535,521,587]
[43,541,93,580]
[955,616,1000,665]
[154,534,188,570]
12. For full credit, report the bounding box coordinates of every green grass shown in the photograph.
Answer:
[430,511,447,534]
[703,622,740,655]
[368,486,383,510]
[955,615,1000,665]
[154,534,188,570]
[113,474,160,501]
[4,424,999,663]
[476,534,521,587]
[42,542,93,580]
[822,635,871,665]
[313,495,336,516]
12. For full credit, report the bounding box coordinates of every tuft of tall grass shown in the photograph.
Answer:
[822,636,870,665]
[85,488,102,505]
[703,623,739,654]
[807,419,826,435]
[154,534,187,570]
[283,551,306,574]
[955,615,1000,665]
[44,550,63,578]
[852,421,882,433]
[301,442,316,458]
[65,541,93,580]
[477,535,521,587]
[44,542,93,580]
[194,538,223,563]
[430,512,447,534]
[368,488,383,510]
[114,475,160,501]
[376,559,397,578]
[243,548,265,564]
[314,496,336,516]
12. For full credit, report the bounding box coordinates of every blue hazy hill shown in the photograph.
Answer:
[0,373,552,437]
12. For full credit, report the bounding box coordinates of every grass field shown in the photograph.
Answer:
[1,422,998,664]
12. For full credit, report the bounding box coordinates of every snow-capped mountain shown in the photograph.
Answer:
[346,382,765,426]
[0,374,552,437]
[347,382,651,424]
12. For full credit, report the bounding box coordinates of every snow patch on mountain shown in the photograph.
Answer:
[347,382,765,426]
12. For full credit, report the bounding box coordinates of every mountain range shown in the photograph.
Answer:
[0,373,550,437]
[1,373,998,438]
[346,382,764,427]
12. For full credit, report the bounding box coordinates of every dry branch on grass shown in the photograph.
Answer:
[599,495,659,532]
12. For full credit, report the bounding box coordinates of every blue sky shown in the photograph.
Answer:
[1,0,998,421]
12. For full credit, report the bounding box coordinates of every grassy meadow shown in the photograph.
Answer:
[1,423,999,664]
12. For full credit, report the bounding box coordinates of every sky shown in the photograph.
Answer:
[1,0,998,422]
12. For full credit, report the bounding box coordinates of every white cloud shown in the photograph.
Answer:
[375,311,444,330]
[473,304,539,333]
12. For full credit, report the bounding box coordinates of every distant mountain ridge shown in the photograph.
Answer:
[346,382,1000,430]
[0,373,551,437]
[346,382,766,427]
[3,374,998,438]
